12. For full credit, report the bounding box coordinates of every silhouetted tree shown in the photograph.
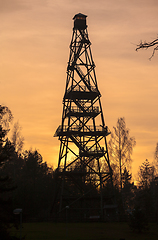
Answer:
[0,105,13,131]
[154,142,158,174]
[122,168,136,211]
[0,105,16,239]
[11,121,24,155]
[136,37,158,60]
[0,105,56,225]
[108,117,136,191]
[138,159,154,189]
[155,142,158,160]
[136,159,155,220]
[12,149,54,220]
[108,118,136,218]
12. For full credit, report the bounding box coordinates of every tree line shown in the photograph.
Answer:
[0,105,158,238]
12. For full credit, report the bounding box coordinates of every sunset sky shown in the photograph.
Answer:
[1,0,158,178]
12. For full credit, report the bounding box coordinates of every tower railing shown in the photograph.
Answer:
[66,84,98,93]
[54,125,110,137]
[66,106,99,114]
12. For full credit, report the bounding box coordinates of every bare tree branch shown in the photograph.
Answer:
[136,37,158,60]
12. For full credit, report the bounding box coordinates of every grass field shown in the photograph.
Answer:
[10,222,158,240]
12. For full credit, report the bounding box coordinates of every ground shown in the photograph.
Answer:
[10,222,158,240]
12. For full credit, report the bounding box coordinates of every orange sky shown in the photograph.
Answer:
[1,0,158,178]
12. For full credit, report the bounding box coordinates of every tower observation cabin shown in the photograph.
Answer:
[73,13,87,30]
[52,13,114,222]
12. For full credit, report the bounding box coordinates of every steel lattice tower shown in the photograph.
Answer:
[53,13,113,221]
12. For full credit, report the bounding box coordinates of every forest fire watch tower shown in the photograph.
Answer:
[53,13,113,221]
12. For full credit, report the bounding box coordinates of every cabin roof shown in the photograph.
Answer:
[73,13,87,20]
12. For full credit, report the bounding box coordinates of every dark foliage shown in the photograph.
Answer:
[4,149,55,222]
[0,105,18,239]
[1,104,158,233]
[129,206,148,233]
